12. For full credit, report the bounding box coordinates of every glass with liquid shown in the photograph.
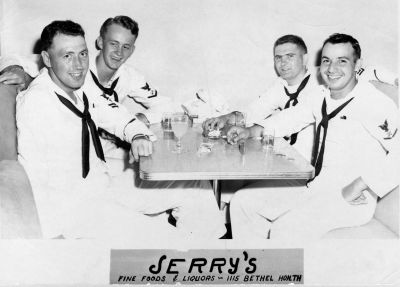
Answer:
[171,112,189,153]
[162,113,175,139]
[262,127,275,154]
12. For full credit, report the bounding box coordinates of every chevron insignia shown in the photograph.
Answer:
[108,102,119,108]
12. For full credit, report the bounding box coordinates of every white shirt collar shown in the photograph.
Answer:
[325,81,363,111]
[90,53,123,87]
[39,67,85,105]
[278,70,311,90]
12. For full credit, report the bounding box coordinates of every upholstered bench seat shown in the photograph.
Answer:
[325,187,399,239]
[324,218,398,239]
[0,78,398,240]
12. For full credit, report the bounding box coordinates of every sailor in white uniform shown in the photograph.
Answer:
[81,17,225,239]
[17,20,225,240]
[203,35,320,162]
[82,16,174,168]
[227,33,399,241]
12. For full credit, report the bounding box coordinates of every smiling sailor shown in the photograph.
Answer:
[16,20,225,240]
[229,33,399,241]
[203,35,321,162]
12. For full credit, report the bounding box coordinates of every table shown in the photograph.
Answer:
[140,124,314,207]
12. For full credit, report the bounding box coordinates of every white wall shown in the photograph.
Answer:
[0,0,398,109]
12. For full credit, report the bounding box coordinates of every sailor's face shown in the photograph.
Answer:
[43,34,89,93]
[98,24,136,71]
[274,43,307,84]
[320,42,360,94]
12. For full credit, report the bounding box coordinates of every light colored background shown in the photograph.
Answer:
[0,0,398,110]
[0,0,399,285]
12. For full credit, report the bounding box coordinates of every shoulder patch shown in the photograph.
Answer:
[379,119,397,139]
[141,82,151,91]
[379,119,389,132]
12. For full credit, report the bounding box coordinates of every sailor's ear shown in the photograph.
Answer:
[355,57,363,72]
[41,51,51,68]
[96,36,104,50]
[302,53,309,66]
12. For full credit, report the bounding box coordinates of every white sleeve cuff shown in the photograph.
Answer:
[123,118,157,143]
[142,112,162,125]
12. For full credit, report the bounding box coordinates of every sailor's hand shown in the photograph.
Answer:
[226,126,250,144]
[0,65,31,91]
[130,137,152,162]
[202,115,230,136]
[342,177,369,205]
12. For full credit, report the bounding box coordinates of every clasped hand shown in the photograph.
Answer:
[130,137,152,162]
[226,126,250,144]
[202,114,252,144]
[202,115,229,136]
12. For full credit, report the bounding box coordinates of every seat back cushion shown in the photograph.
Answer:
[0,84,18,161]
[0,160,42,238]
[374,187,399,236]
[370,80,398,235]
[369,80,398,106]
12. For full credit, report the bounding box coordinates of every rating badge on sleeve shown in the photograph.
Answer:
[379,119,397,140]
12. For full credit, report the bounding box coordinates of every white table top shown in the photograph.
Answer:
[139,124,314,181]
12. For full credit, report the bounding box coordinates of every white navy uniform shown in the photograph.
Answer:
[83,57,226,240]
[85,56,174,162]
[86,56,173,124]
[230,81,399,241]
[17,68,225,240]
[0,54,174,160]
[245,72,320,162]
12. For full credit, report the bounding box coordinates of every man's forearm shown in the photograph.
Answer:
[248,124,264,138]
[0,65,34,90]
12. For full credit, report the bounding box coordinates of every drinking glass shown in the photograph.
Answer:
[171,112,189,153]
[262,127,275,154]
[161,113,174,139]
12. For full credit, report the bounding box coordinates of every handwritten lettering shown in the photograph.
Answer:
[188,258,207,273]
[209,258,226,273]
[182,275,215,282]
[166,258,185,274]
[141,275,166,282]
[117,275,136,282]
[278,274,302,282]
[149,252,257,275]
[149,255,166,274]
[244,274,274,282]
[228,257,239,274]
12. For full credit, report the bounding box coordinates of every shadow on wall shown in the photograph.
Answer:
[32,39,41,55]
[314,48,324,85]
[32,39,45,70]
